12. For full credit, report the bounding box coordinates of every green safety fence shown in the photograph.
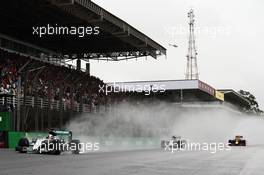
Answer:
[8,131,25,149]
[8,131,47,149]
[0,112,12,131]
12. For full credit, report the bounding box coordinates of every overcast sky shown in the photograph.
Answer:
[88,0,264,108]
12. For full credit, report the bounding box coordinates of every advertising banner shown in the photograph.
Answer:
[198,80,215,96]
[215,90,225,101]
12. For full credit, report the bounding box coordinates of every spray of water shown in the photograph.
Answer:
[66,101,264,152]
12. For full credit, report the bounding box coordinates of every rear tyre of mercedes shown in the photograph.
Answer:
[17,138,29,153]
[70,140,81,154]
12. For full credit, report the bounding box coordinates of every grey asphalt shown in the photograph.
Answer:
[1,146,264,175]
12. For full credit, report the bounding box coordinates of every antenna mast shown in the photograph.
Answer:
[185,9,199,80]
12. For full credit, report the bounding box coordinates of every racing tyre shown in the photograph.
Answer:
[49,140,62,155]
[240,140,246,146]
[70,140,81,154]
[17,138,29,153]
[228,140,234,146]
[161,140,166,148]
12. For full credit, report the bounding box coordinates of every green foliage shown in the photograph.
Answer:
[239,90,263,115]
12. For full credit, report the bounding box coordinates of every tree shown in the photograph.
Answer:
[239,90,263,115]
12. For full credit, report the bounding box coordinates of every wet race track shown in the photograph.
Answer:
[1,146,264,175]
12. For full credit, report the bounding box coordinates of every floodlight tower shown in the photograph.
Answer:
[185,9,199,80]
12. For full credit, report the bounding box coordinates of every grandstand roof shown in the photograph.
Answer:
[110,79,199,90]
[109,80,252,110]
[0,0,166,60]
[108,79,215,97]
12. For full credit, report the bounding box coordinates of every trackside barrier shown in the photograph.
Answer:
[0,96,92,113]
[8,131,25,149]
[7,131,48,149]
[0,112,12,131]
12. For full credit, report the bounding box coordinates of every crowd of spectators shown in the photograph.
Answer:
[0,51,26,96]
[0,49,106,110]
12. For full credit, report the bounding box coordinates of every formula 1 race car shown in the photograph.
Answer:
[228,135,246,146]
[15,130,81,155]
[161,136,187,149]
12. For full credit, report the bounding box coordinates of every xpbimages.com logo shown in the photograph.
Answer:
[162,140,231,154]
[39,141,100,154]
[99,83,166,95]
[32,24,100,37]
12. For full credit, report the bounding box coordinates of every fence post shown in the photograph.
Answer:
[16,75,22,131]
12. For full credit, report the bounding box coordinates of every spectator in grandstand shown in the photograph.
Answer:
[0,48,106,112]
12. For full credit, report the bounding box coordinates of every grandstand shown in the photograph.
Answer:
[108,80,251,111]
[0,0,166,132]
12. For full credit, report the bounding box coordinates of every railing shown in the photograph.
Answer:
[0,96,92,113]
